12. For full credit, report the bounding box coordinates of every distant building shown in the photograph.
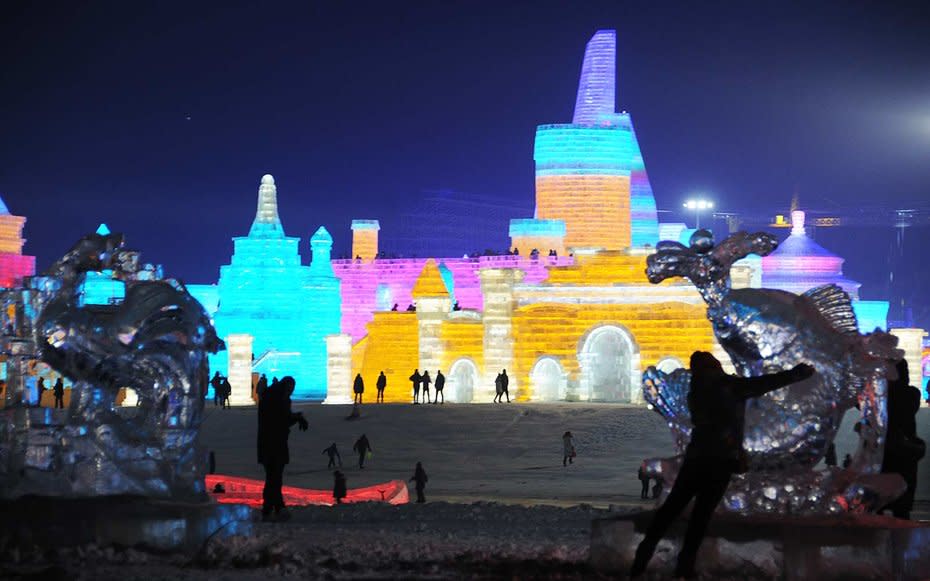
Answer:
[0,196,36,289]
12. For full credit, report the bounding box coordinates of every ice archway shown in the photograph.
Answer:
[578,325,640,402]
[448,358,479,403]
[531,357,567,402]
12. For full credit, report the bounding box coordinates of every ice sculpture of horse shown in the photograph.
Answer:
[642,229,903,513]
[0,229,223,500]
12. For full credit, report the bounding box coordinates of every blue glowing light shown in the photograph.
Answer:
[211,176,341,400]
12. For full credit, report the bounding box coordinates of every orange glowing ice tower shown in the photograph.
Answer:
[533,30,658,251]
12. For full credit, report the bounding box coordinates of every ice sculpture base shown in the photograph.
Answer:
[0,496,253,552]
[591,511,930,580]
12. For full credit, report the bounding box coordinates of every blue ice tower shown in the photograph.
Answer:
[212,175,340,400]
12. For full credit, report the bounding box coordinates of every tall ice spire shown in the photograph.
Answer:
[572,29,616,125]
[249,174,284,237]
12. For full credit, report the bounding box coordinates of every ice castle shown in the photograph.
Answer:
[0,196,36,289]
[193,175,340,401]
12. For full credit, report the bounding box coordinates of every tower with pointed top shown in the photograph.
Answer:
[0,195,36,288]
[531,29,659,251]
[212,175,341,400]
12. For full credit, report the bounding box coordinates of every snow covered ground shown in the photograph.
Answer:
[2,403,925,580]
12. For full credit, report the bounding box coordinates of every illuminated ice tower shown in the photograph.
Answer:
[532,29,659,251]
[0,196,36,288]
[212,175,340,400]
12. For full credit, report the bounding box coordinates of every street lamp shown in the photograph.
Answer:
[683,198,714,229]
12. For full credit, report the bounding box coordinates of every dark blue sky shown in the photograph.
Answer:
[1,1,928,314]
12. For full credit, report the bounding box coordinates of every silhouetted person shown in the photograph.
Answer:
[843,453,853,469]
[434,370,445,404]
[391,303,398,312]
[353,373,365,404]
[221,376,232,408]
[631,352,814,579]
[406,303,416,312]
[410,462,429,503]
[36,378,46,407]
[512,247,520,256]
[376,371,387,403]
[881,359,926,519]
[353,434,372,469]
[824,442,837,467]
[323,442,342,469]
[499,370,510,403]
[638,464,650,499]
[211,371,223,407]
[256,374,268,397]
[53,378,65,409]
[421,370,432,404]
[257,376,308,521]
[410,369,422,404]
[333,470,347,504]
[563,431,576,466]
[494,372,503,403]
[452,301,461,311]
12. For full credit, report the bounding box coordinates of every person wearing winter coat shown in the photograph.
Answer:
[631,352,814,579]
[36,378,46,407]
[421,370,432,404]
[881,358,926,519]
[333,471,347,504]
[353,434,372,469]
[433,370,445,404]
[376,371,387,403]
[257,376,309,521]
[353,373,365,404]
[211,371,224,406]
[53,378,65,409]
[494,373,503,403]
[322,442,342,469]
[638,464,650,499]
[499,370,510,403]
[409,369,422,404]
[410,462,429,503]
[562,431,575,466]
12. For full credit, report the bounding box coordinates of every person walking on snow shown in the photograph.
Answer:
[211,371,223,406]
[638,463,651,499]
[322,442,342,469]
[353,434,372,469]
[499,369,510,403]
[563,431,575,466]
[410,462,429,503]
[494,373,503,403]
[257,376,308,521]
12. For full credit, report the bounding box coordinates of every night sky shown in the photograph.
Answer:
[1,2,928,321]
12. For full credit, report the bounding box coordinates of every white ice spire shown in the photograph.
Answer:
[573,30,617,125]
[249,174,284,237]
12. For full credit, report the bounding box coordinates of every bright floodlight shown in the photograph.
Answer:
[683,198,714,228]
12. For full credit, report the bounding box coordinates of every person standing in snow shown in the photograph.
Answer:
[499,370,510,403]
[421,370,432,404]
[638,464,650,499]
[376,371,387,403]
[562,431,575,466]
[257,376,308,521]
[494,373,503,403]
[53,378,65,409]
[211,371,224,406]
[353,434,372,469]
[333,470,347,504]
[353,373,365,404]
[409,369,421,404]
[410,462,429,503]
[433,370,445,404]
[630,352,814,578]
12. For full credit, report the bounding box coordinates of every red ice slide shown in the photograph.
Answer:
[206,474,409,507]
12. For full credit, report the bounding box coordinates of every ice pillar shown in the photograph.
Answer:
[479,268,523,402]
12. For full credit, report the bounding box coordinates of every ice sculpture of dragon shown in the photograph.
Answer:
[643,229,903,514]
[0,229,223,500]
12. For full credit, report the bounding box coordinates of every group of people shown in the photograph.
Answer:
[636,464,664,500]
[408,369,446,404]
[210,371,233,408]
[352,371,388,404]
[34,377,66,409]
